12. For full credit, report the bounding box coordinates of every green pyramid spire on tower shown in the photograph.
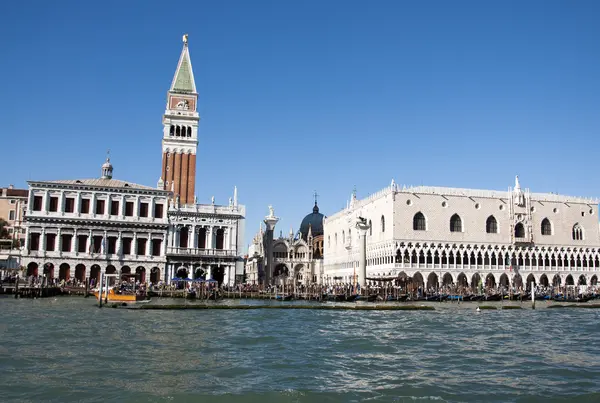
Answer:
[170,34,197,93]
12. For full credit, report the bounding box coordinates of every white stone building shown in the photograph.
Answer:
[323,177,600,290]
[22,158,170,284]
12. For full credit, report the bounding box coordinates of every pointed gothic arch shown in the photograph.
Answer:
[486,215,498,234]
[541,218,552,236]
[450,214,462,232]
[514,223,525,238]
[413,212,426,231]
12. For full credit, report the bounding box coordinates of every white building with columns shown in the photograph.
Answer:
[323,176,600,291]
[21,158,170,285]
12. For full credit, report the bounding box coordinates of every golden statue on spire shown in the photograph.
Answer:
[182,34,189,44]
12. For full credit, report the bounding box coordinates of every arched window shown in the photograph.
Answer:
[187,126,192,137]
[169,125,174,136]
[328,236,330,248]
[342,231,345,244]
[335,233,337,246]
[572,224,584,241]
[486,216,498,234]
[413,212,426,231]
[450,214,462,232]
[369,220,372,236]
[176,126,181,136]
[541,218,552,236]
[381,215,385,233]
[515,223,525,238]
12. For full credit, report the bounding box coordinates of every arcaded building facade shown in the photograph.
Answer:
[323,177,600,290]
[22,159,170,284]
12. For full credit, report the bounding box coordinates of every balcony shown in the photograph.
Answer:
[167,247,236,258]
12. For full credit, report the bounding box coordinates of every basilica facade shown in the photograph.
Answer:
[323,177,600,290]
[245,201,324,286]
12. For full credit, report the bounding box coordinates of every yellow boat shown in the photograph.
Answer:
[93,287,147,303]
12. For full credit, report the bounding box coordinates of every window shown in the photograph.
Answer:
[413,212,426,231]
[122,238,133,255]
[110,201,119,216]
[541,218,552,236]
[572,224,584,241]
[450,214,462,232]
[151,239,162,256]
[61,234,72,252]
[9,199,16,205]
[154,203,164,219]
[139,202,149,218]
[107,237,117,254]
[30,233,40,251]
[77,235,87,253]
[33,196,43,211]
[80,199,90,214]
[49,197,58,212]
[137,238,147,255]
[381,215,385,233]
[95,200,105,215]
[369,220,372,236]
[515,223,525,238]
[8,210,15,221]
[125,201,134,217]
[46,234,56,251]
[486,216,498,234]
[65,198,75,213]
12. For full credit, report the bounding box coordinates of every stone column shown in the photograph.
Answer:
[59,191,65,215]
[72,229,78,253]
[206,265,212,280]
[145,234,151,256]
[191,225,197,249]
[41,228,46,252]
[24,227,30,251]
[355,217,370,288]
[207,226,213,249]
[263,206,279,286]
[57,228,62,253]
[44,190,50,213]
[133,233,138,257]
[87,230,92,254]
[161,233,167,256]
[117,231,123,256]
[75,193,81,215]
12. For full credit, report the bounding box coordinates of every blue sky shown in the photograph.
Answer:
[1,0,599,250]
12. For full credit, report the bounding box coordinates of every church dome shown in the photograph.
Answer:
[299,202,324,240]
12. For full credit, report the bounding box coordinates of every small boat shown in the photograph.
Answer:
[93,287,147,303]
[357,294,377,302]
[345,294,359,302]
[485,294,502,301]
[276,294,293,301]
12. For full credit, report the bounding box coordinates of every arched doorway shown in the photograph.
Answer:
[59,263,70,281]
[457,273,468,288]
[90,265,101,286]
[525,274,536,292]
[499,273,509,289]
[106,265,117,286]
[471,273,482,292]
[578,275,587,286]
[427,272,439,290]
[591,275,598,286]
[565,274,574,286]
[539,274,549,287]
[194,267,205,280]
[485,273,496,288]
[150,267,161,284]
[121,266,131,276]
[176,267,188,279]
[75,264,86,282]
[412,272,424,289]
[26,262,39,277]
[136,266,146,283]
[513,273,523,290]
[43,263,54,279]
[552,274,561,287]
[442,272,453,286]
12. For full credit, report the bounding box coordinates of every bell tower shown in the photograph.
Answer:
[160,34,199,205]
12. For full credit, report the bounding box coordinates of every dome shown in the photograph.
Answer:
[299,202,324,240]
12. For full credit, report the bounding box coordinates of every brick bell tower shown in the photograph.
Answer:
[159,34,198,205]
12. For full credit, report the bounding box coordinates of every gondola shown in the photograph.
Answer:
[208,291,223,300]
[357,294,377,302]
[186,290,197,300]
[276,294,293,301]
[397,294,409,302]
[345,294,359,302]
[485,294,502,301]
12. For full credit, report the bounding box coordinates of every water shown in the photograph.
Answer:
[1,298,600,402]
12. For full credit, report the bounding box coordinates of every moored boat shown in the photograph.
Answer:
[93,287,148,303]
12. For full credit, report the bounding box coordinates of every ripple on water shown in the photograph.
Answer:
[1,298,600,402]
